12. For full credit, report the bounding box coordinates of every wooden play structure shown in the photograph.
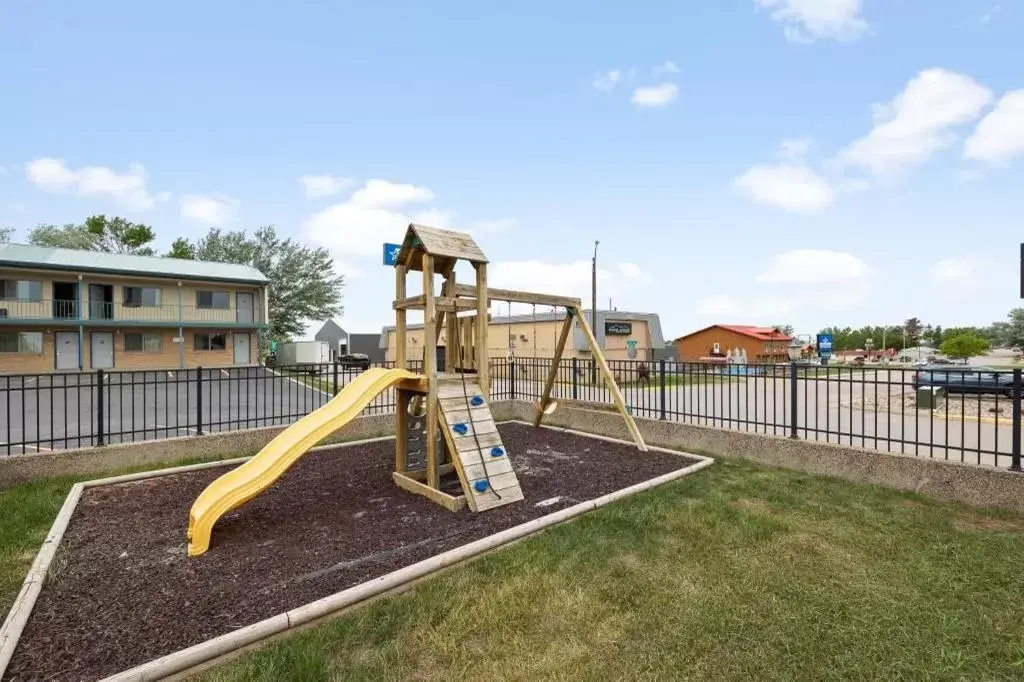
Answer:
[389,223,647,513]
[186,223,646,555]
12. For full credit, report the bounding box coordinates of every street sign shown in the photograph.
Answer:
[816,333,833,359]
[383,243,401,266]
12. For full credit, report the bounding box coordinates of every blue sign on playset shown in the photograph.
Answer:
[816,333,833,358]
[383,243,401,266]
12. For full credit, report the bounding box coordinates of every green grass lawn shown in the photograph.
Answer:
[4,457,1024,680]
[198,459,1024,681]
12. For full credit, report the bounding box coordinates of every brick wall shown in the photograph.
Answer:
[0,327,53,373]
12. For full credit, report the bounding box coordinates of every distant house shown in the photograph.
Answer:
[673,325,793,363]
[313,320,383,363]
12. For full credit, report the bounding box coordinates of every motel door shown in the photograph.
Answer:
[236,292,254,323]
[90,332,114,369]
[55,332,80,371]
[233,333,250,365]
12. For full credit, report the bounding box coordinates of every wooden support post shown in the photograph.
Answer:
[444,272,458,371]
[395,390,409,473]
[534,312,573,427]
[475,263,489,396]
[423,253,440,489]
[571,305,648,451]
[395,264,407,368]
[462,314,475,371]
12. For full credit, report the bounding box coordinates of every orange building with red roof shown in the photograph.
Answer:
[672,324,793,363]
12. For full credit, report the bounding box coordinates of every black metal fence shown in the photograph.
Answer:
[0,362,421,456]
[1,358,1021,471]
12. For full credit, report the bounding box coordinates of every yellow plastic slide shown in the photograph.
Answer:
[187,367,419,556]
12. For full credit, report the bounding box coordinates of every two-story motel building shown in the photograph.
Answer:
[0,243,268,373]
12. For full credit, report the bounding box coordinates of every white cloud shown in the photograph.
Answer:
[779,137,812,160]
[757,249,871,285]
[836,69,994,176]
[697,249,874,321]
[592,70,622,92]
[930,255,994,300]
[300,175,353,198]
[350,178,434,208]
[24,157,167,211]
[631,83,679,107]
[652,61,680,75]
[733,163,835,212]
[303,179,440,259]
[180,193,240,225]
[755,0,868,42]
[979,5,1000,24]
[963,90,1024,164]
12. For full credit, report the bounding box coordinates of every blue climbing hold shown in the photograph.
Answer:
[453,423,469,435]
[473,480,489,493]
[490,446,504,458]
[470,395,485,407]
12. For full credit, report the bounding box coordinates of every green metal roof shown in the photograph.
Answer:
[0,243,268,284]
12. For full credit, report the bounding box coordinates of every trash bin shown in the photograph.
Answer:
[916,386,942,409]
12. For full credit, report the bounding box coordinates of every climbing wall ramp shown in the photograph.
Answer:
[436,375,524,512]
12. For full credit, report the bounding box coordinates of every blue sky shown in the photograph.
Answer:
[2,0,1023,340]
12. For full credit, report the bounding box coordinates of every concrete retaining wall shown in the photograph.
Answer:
[0,402,518,489]
[518,401,1024,515]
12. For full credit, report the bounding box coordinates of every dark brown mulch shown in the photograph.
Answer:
[4,424,697,681]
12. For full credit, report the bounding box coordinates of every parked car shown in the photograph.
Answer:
[337,353,371,370]
[913,367,1015,397]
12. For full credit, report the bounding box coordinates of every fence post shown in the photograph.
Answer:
[659,359,667,420]
[1012,369,1021,471]
[333,361,340,396]
[195,366,204,436]
[510,358,517,401]
[789,360,798,439]
[571,357,578,401]
[96,369,105,447]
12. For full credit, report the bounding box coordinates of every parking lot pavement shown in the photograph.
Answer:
[0,366,348,455]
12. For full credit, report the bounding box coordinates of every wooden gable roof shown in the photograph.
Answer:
[396,223,488,272]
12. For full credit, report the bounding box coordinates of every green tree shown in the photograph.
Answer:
[774,324,795,336]
[166,237,196,259]
[168,226,344,342]
[84,215,157,255]
[939,332,990,361]
[28,215,156,255]
[0,227,13,243]
[1005,308,1024,349]
[903,317,922,347]
[28,222,99,250]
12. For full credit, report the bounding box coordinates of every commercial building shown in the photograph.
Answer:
[380,309,665,366]
[0,243,268,373]
[673,324,792,363]
[313,320,384,363]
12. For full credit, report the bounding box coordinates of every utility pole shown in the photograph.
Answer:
[592,240,599,383]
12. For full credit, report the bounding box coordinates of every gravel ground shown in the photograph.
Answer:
[4,423,697,681]
[847,391,1020,420]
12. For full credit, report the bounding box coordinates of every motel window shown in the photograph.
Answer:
[194,333,227,351]
[124,333,162,353]
[123,286,161,307]
[0,331,43,354]
[196,291,230,309]
[0,279,42,301]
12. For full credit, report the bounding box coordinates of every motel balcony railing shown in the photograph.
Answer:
[0,298,263,325]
